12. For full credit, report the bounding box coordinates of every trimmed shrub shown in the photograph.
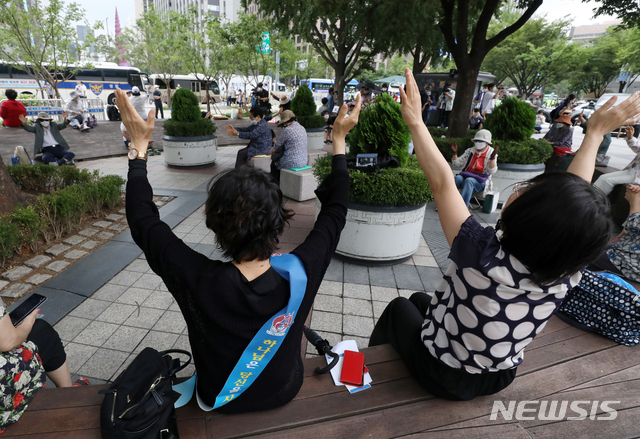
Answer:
[163,88,216,137]
[0,218,20,265]
[428,126,478,139]
[493,138,553,165]
[433,137,475,162]
[8,164,97,193]
[348,93,412,167]
[85,175,126,216]
[291,85,325,129]
[314,155,433,207]
[36,185,88,240]
[10,205,46,253]
[484,97,536,141]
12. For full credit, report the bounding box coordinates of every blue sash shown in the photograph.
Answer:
[173,253,307,410]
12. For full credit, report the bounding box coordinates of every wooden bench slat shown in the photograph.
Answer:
[405,423,532,439]
[25,383,107,411]
[526,406,640,437]
[564,363,640,392]
[525,325,589,351]
[3,406,99,436]
[2,428,101,438]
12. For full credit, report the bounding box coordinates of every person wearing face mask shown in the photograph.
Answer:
[481,83,503,119]
[225,106,272,168]
[450,129,498,207]
[438,82,455,128]
[18,112,75,165]
[65,91,90,131]
[254,82,270,110]
[269,110,308,183]
[420,85,433,125]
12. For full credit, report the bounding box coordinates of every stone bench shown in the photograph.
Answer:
[307,151,327,167]
[280,168,317,202]
[247,155,272,172]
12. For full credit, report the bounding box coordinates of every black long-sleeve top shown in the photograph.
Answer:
[126,155,348,413]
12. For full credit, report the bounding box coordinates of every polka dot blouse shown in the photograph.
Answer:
[421,216,582,374]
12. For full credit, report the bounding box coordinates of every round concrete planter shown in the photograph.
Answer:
[306,127,325,150]
[162,135,217,167]
[316,199,427,264]
[491,163,545,203]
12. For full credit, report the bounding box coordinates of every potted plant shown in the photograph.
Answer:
[162,88,218,167]
[291,84,326,150]
[313,93,433,264]
[434,97,552,203]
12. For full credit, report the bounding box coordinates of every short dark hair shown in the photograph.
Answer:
[567,93,576,101]
[500,173,612,285]
[249,106,265,118]
[472,107,480,113]
[537,109,544,114]
[321,110,329,116]
[328,87,335,94]
[205,167,294,262]
[321,97,328,105]
[485,83,495,89]
[5,89,17,100]
[444,82,451,87]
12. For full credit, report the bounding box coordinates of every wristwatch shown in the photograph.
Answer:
[128,148,148,161]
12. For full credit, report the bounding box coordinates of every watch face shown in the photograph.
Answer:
[128,149,138,160]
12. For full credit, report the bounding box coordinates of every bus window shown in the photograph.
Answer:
[103,69,128,83]
[155,79,170,89]
[128,72,143,89]
[75,69,103,81]
[174,79,191,89]
[140,74,149,87]
[0,65,10,78]
[11,66,36,79]
[191,81,200,93]
[208,82,220,94]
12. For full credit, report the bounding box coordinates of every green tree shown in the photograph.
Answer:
[482,17,576,99]
[588,0,640,28]
[569,29,623,98]
[130,9,189,109]
[614,27,640,91]
[245,0,390,106]
[0,0,89,99]
[438,0,544,138]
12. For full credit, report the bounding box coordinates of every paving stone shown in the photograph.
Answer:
[96,302,137,324]
[371,286,399,303]
[26,273,52,285]
[105,214,124,222]
[24,255,52,268]
[392,264,425,291]
[161,197,173,202]
[343,298,373,317]
[368,266,397,288]
[69,298,112,320]
[125,259,151,273]
[323,258,343,282]
[78,228,99,237]
[343,283,371,300]
[310,310,342,333]
[119,209,126,214]
[343,315,375,337]
[72,320,119,346]
[63,235,85,246]
[372,301,389,320]
[92,221,111,228]
[313,294,342,313]
[132,273,163,290]
[0,280,8,291]
[80,240,100,250]
[141,291,174,310]
[108,223,128,232]
[63,342,98,374]
[64,250,88,260]
[133,331,179,354]
[0,283,30,298]
[351,336,371,350]
[109,270,143,287]
[154,201,166,207]
[317,280,342,297]
[151,310,187,334]
[103,326,148,352]
[116,287,154,305]
[54,316,92,342]
[77,348,129,381]
[412,255,439,267]
[91,283,127,301]
[343,262,369,285]
[46,244,70,256]
[2,266,33,281]
[123,306,165,329]
[416,266,446,291]
[97,231,115,240]
[46,260,71,272]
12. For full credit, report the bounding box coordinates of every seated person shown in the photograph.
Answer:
[317,97,329,115]
[19,112,75,165]
[0,302,89,433]
[588,183,640,282]
[593,126,639,195]
[450,129,498,207]
[322,110,335,144]
[534,109,545,133]
[370,68,635,402]
[224,106,272,168]
[1,89,27,127]
[468,108,484,130]
[272,96,291,119]
[65,91,90,131]
[270,110,308,183]
[543,110,574,170]
[118,87,362,414]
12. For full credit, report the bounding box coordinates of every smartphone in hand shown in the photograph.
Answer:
[9,294,47,327]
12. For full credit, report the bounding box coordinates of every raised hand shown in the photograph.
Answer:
[399,68,423,129]
[490,144,499,160]
[18,114,27,124]
[451,141,458,154]
[115,88,155,152]
[627,125,635,140]
[331,93,362,156]
[587,92,640,137]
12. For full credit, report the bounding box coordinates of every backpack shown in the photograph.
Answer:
[107,105,121,121]
[557,270,640,346]
[99,348,191,439]
[88,115,98,128]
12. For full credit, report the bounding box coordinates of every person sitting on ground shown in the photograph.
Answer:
[129,86,148,120]
[0,303,89,433]
[588,184,640,283]
[270,110,308,183]
[593,126,640,195]
[544,110,576,173]
[317,97,329,116]
[65,91,90,131]
[224,106,272,168]
[369,68,640,402]
[19,112,75,166]
[468,108,484,130]
[534,109,545,133]
[117,87,361,414]
[450,129,498,207]
[1,89,27,127]
[272,95,291,119]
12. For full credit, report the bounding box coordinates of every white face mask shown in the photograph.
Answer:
[257,87,262,91]
[555,123,565,129]
[324,114,330,120]
[40,121,50,127]
[474,141,486,150]
[251,120,258,125]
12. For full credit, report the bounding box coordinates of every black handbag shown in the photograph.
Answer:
[99,348,191,439]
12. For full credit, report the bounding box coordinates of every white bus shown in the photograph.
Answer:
[0,62,149,105]
[149,74,222,104]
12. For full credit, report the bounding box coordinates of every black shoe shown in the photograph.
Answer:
[57,159,66,166]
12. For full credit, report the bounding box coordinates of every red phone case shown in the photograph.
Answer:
[340,350,365,386]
